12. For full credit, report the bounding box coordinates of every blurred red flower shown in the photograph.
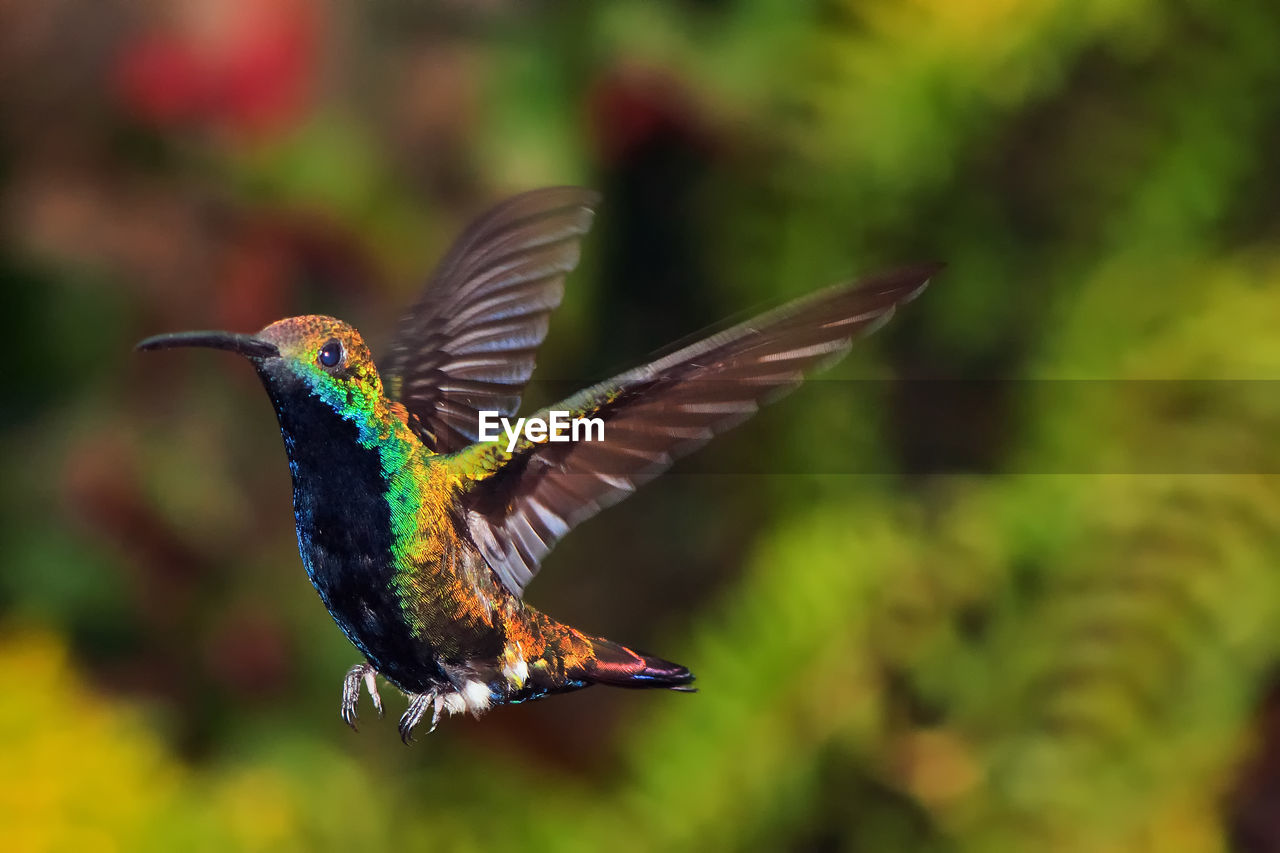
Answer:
[114,0,321,138]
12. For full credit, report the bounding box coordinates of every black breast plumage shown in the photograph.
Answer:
[259,366,448,693]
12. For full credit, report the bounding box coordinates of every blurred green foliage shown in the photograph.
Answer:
[2,0,1280,850]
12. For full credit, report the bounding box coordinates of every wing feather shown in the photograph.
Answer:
[456,263,941,597]
[381,187,600,453]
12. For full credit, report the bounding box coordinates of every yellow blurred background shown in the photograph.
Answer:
[2,0,1280,850]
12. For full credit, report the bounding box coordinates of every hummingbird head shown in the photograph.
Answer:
[138,315,391,428]
[254,315,384,395]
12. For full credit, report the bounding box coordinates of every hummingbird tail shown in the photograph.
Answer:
[586,637,696,692]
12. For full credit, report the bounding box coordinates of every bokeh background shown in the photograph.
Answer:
[3,0,1280,850]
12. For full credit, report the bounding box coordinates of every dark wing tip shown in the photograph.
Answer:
[490,185,602,219]
[868,260,945,298]
[535,185,602,205]
[846,260,943,321]
[889,261,943,310]
[905,260,945,296]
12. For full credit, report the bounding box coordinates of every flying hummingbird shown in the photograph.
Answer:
[138,187,938,743]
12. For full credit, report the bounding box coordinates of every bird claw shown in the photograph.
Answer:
[341,663,382,731]
[398,690,440,744]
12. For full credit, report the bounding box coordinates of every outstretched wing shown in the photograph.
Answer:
[381,187,600,453]
[454,263,941,597]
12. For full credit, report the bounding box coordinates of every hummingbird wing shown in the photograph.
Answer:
[454,263,941,597]
[382,187,600,453]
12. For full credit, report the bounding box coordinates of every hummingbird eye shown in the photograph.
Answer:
[318,339,344,369]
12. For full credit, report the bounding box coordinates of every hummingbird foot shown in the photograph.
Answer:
[398,684,488,743]
[398,690,443,744]
[340,663,383,731]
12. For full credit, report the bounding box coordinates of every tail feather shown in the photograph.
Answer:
[586,637,696,691]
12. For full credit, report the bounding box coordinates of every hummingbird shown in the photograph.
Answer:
[138,187,938,743]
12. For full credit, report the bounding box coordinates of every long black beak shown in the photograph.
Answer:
[136,331,279,359]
